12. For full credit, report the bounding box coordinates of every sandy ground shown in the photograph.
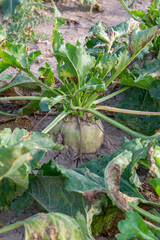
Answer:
[0,0,151,239]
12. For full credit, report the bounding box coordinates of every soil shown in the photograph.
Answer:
[0,0,153,239]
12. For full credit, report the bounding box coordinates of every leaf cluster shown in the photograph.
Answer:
[0,130,160,239]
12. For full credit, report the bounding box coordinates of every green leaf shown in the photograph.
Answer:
[40,160,105,192]
[11,173,89,217]
[0,72,41,93]
[104,150,143,211]
[149,178,160,197]
[18,90,55,115]
[149,80,160,99]
[0,24,6,42]
[52,17,65,51]
[79,78,107,92]
[88,19,139,53]
[55,42,95,85]
[0,128,61,210]
[53,18,95,85]
[40,96,64,111]
[116,211,158,240]
[0,145,31,181]
[0,128,58,153]
[0,212,90,240]
[118,68,157,90]
[129,25,160,56]
[93,52,117,80]
[38,62,55,87]
[116,87,160,135]
[0,73,12,80]
[2,0,25,19]
[0,41,41,72]
[153,145,160,167]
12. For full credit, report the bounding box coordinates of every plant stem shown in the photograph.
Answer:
[129,202,160,224]
[0,221,23,234]
[93,86,130,105]
[27,71,60,95]
[144,220,160,232]
[118,0,139,21]
[95,105,160,116]
[90,0,94,16]
[83,92,99,108]
[83,108,155,139]
[42,110,70,133]
[0,111,17,117]
[0,96,43,101]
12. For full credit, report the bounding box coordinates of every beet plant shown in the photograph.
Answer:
[0,18,160,155]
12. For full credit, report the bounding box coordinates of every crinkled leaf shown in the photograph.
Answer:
[0,128,58,152]
[104,150,142,211]
[0,72,41,92]
[79,78,106,92]
[129,26,160,56]
[28,50,41,66]
[11,173,89,217]
[40,160,105,192]
[0,128,61,210]
[0,212,90,240]
[0,128,61,169]
[54,42,95,84]
[38,62,55,87]
[0,41,41,72]
[149,178,160,196]
[53,18,95,84]
[89,19,139,52]
[39,96,64,111]
[116,87,160,135]
[0,145,32,210]
[92,52,117,80]
[87,21,160,88]
[116,211,158,240]
[118,68,157,90]
[11,138,149,216]
[0,145,31,181]
[87,195,108,236]
[52,17,65,51]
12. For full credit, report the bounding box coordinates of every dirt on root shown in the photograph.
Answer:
[0,0,153,240]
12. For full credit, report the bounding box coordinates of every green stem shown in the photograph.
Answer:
[93,86,130,105]
[27,71,60,95]
[0,221,23,234]
[0,96,43,101]
[42,110,70,133]
[83,108,155,139]
[83,92,99,108]
[95,105,160,116]
[144,220,160,232]
[0,111,17,117]
[129,202,160,224]
[90,0,94,16]
[118,0,139,21]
